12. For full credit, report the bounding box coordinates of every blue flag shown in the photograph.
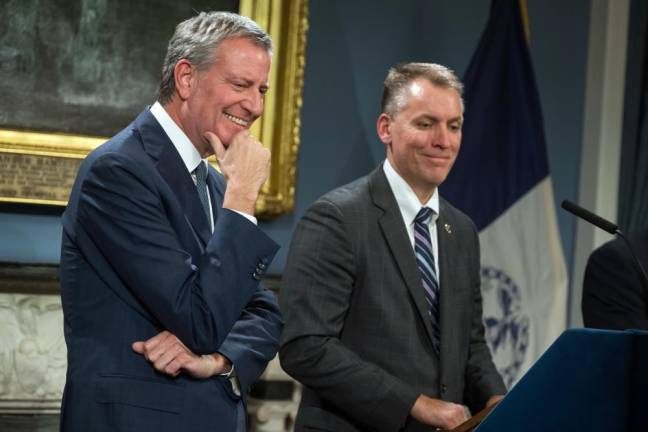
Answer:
[441,0,567,387]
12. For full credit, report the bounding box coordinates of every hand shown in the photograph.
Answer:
[205,130,270,215]
[410,395,469,430]
[132,330,232,379]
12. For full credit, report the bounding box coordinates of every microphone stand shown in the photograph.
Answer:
[561,200,648,288]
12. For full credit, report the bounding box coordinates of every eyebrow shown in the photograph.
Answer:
[230,76,270,92]
[415,114,463,124]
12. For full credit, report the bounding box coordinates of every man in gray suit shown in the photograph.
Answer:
[279,63,505,431]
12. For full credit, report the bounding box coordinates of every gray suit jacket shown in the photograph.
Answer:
[279,166,505,432]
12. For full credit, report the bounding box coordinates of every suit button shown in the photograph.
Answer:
[441,384,447,394]
[258,262,267,270]
[252,272,261,280]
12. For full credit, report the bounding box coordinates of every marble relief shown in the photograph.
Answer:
[0,292,299,431]
[0,293,66,413]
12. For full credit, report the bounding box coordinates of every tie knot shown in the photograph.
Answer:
[415,207,433,224]
[194,162,208,183]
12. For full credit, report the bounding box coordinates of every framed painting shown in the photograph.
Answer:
[0,0,308,218]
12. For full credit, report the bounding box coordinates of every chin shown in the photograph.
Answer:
[221,128,245,145]
[216,132,234,147]
[422,170,448,185]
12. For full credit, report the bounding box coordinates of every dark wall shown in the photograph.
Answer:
[0,0,237,136]
[260,0,590,274]
[0,0,591,279]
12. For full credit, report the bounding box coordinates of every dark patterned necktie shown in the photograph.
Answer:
[193,162,212,231]
[414,207,441,353]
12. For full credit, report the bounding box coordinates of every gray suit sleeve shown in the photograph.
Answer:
[279,199,419,432]
[463,226,507,410]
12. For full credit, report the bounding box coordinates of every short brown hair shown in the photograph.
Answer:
[381,62,464,116]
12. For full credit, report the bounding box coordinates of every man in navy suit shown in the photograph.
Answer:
[59,12,281,431]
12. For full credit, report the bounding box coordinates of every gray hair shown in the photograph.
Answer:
[381,62,464,116]
[158,11,272,104]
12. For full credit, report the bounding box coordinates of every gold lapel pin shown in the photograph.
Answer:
[444,223,452,234]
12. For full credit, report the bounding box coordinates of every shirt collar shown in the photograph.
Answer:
[150,101,204,173]
[383,159,439,225]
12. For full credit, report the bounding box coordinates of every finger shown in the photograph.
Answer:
[150,335,193,366]
[142,330,170,354]
[153,343,186,371]
[156,350,189,377]
[147,333,179,362]
[164,358,184,377]
[205,132,225,159]
[132,341,145,354]
[173,336,191,352]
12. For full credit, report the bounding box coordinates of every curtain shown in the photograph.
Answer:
[618,0,648,233]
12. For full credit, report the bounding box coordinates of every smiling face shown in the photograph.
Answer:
[173,37,271,155]
[377,78,463,203]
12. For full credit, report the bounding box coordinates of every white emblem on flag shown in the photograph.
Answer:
[481,266,530,388]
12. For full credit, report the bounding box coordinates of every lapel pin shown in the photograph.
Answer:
[444,223,452,234]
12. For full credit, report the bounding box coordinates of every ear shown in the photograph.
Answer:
[174,59,196,101]
[376,113,392,145]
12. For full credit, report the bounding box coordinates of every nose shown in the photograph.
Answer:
[243,89,264,118]
[432,124,451,149]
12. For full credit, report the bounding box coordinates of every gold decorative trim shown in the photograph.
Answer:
[0,129,104,159]
[0,196,68,206]
[0,1,309,219]
[241,0,309,218]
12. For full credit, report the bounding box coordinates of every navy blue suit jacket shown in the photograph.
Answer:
[583,228,648,330]
[59,109,281,431]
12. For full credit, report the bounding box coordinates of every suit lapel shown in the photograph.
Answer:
[134,109,211,245]
[437,200,463,384]
[369,167,437,347]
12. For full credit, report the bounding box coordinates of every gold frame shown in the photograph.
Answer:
[0,0,308,219]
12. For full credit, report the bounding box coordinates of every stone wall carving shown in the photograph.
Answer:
[0,293,66,413]
[0,264,299,431]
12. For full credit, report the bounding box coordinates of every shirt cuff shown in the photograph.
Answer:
[232,210,257,225]
[219,364,241,396]
[219,363,235,378]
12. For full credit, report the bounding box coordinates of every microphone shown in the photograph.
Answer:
[561,200,648,288]
[560,200,618,234]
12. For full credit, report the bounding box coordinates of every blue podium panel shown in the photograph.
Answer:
[630,331,648,429]
[477,329,648,431]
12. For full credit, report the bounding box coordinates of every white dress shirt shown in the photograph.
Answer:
[149,102,257,228]
[383,159,440,280]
